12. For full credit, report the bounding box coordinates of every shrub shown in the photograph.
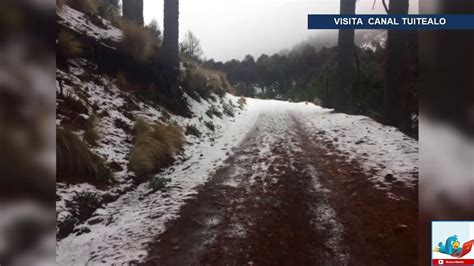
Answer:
[68,0,99,14]
[59,92,89,115]
[116,72,128,89]
[57,128,113,182]
[206,105,222,119]
[114,117,131,134]
[98,0,120,23]
[129,119,184,177]
[149,176,171,191]
[222,101,235,117]
[181,61,233,100]
[238,96,247,109]
[120,20,153,62]
[58,30,83,58]
[84,115,100,145]
[70,191,102,218]
[202,68,231,97]
[57,0,66,10]
[204,121,215,131]
[132,116,150,136]
[185,124,201,138]
[313,97,323,107]
[182,65,209,99]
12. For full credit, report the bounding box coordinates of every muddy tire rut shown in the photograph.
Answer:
[143,111,417,266]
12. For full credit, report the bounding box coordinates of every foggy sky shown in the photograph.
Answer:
[143,0,418,62]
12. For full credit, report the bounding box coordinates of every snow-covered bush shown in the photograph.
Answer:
[149,177,171,192]
[206,105,223,119]
[185,124,201,138]
[204,121,215,131]
[222,101,235,117]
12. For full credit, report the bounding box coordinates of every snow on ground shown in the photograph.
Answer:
[301,111,418,191]
[57,92,418,264]
[57,6,122,45]
[56,58,258,264]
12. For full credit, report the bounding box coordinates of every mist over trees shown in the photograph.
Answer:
[206,27,417,136]
[205,33,386,112]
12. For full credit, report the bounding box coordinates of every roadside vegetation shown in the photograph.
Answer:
[129,117,184,177]
[57,128,113,183]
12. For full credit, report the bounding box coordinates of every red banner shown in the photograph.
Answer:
[433,259,474,265]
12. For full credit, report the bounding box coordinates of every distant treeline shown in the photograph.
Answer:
[204,41,387,116]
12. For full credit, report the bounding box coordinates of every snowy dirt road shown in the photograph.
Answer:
[57,99,417,265]
[144,105,418,265]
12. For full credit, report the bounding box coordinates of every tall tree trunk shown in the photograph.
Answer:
[122,0,144,26]
[335,0,356,112]
[383,0,411,131]
[163,0,179,72]
[159,0,188,115]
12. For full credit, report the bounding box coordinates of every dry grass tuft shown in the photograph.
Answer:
[129,118,184,177]
[84,115,100,145]
[313,97,323,107]
[202,68,233,97]
[120,20,154,62]
[181,61,234,99]
[57,0,66,10]
[238,96,247,109]
[58,30,83,58]
[57,128,112,183]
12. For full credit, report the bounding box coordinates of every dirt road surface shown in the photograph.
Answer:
[144,110,418,266]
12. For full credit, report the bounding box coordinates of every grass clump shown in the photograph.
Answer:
[185,124,201,138]
[222,101,235,117]
[129,118,184,177]
[181,63,209,99]
[313,97,323,107]
[238,96,247,109]
[181,61,234,100]
[59,92,88,114]
[57,0,66,10]
[84,115,100,145]
[58,30,83,58]
[149,176,171,192]
[206,105,223,119]
[57,128,113,183]
[204,121,215,131]
[202,68,233,97]
[120,20,154,62]
[70,191,102,218]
